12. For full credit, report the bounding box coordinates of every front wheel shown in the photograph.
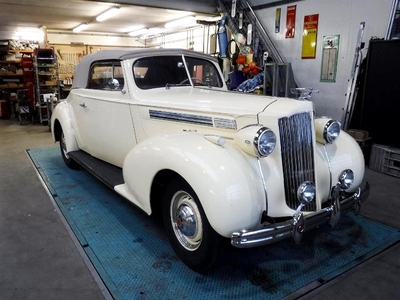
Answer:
[162,179,221,272]
[59,128,79,169]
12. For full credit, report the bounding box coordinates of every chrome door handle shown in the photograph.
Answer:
[79,102,86,108]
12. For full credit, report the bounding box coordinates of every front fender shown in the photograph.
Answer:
[325,130,365,190]
[122,132,266,238]
[51,101,79,153]
[314,130,365,203]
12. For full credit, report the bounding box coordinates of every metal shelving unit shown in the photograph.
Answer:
[0,49,34,120]
[34,49,59,125]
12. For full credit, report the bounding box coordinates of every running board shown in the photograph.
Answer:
[68,150,124,189]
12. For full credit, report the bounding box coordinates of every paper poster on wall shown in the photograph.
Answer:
[320,35,340,82]
[301,14,319,59]
[275,8,281,33]
[285,5,296,38]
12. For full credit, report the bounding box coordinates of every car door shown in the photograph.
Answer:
[71,60,136,167]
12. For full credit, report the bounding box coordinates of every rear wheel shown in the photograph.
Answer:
[162,178,221,272]
[59,128,79,169]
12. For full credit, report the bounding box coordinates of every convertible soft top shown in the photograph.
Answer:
[72,48,219,89]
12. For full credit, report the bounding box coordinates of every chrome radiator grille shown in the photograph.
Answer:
[278,112,316,211]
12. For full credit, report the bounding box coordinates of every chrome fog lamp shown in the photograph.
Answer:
[338,169,354,189]
[297,181,316,205]
[315,118,341,144]
[254,127,276,157]
[234,125,276,157]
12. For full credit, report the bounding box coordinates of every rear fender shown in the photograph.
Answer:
[51,101,79,153]
[122,132,265,237]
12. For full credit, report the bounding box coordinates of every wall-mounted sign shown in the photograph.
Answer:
[320,35,340,82]
[285,5,296,38]
[301,14,319,59]
[275,8,281,33]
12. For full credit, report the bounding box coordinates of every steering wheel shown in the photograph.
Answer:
[179,77,204,85]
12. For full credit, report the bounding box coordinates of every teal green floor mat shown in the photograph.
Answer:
[28,146,400,300]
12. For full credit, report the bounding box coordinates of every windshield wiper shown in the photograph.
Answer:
[165,82,212,89]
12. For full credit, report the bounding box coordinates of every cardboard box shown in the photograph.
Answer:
[346,129,369,141]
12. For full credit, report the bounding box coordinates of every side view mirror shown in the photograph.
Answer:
[107,78,120,90]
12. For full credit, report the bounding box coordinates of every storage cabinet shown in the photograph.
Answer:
[34,49,59,124]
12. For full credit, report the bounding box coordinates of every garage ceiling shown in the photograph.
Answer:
[0,0,220,39]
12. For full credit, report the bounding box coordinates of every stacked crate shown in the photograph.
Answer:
[369,144,400,178]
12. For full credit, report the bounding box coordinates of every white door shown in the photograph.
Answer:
[70,61,136,167]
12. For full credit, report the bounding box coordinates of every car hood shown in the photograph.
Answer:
[134,87,278,117]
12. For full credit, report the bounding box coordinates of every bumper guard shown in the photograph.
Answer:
[231,182,370,248]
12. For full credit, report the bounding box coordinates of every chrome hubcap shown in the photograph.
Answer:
[170,191,202,251]
[61,132,69,159]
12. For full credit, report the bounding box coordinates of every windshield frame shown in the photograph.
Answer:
[132,54,224,90]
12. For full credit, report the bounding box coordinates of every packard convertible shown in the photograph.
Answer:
[51,48,369,272]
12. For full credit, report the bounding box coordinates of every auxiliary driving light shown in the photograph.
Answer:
[297,181,316,205]
[338,169,354,189]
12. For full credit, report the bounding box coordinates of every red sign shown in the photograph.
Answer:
[285,5,296,38]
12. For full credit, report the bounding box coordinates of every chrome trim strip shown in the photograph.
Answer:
[214,118,237,130]
[257,157,269,214]
[149,110,213,127]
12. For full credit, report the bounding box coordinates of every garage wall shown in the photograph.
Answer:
[44,0,393,123]
[253,0,393,121]
[46,33,146,81]
[145,26,219,53]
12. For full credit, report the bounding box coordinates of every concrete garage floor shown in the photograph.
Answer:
[1,117,399,300]
[0,118,109,300]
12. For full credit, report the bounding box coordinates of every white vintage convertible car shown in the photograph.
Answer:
[51,48,369,272]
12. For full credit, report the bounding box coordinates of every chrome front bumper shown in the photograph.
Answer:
[231,182,370,248]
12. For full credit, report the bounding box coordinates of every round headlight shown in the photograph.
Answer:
[324,120,341,144]
[338,169,354,189]
[254,127,276,157]
[297,181,316,205]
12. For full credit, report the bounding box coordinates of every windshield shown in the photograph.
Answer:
[133,55,223,89]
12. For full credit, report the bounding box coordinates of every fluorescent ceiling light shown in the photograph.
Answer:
[128,28,149,36]
[96,7,120,22]
[203,16,222,22]
[139,27,163,39]
[73,23,88,33]
[148,27,162,34]
[164,16,196,28]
